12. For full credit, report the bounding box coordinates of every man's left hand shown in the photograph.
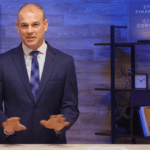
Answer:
[40,114,70,131]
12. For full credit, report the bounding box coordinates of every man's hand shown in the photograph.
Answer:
[40,114,70,131]
[2,117,27,133]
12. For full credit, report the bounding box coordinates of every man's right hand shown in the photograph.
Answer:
[2,117,27,134]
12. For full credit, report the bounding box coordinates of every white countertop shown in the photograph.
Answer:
[0,144,149,150]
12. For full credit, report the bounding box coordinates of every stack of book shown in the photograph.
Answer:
[138,106,150,137]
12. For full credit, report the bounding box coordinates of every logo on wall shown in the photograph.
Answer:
[128,1,150,42]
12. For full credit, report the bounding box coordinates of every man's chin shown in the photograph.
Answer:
[23,40,43,50]
[24,43,37,50]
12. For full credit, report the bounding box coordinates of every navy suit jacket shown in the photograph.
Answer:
[0,41,79,144]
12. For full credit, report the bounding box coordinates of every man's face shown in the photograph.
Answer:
[16,7,48,50]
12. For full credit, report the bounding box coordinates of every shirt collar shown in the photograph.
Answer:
[22,40,47,55]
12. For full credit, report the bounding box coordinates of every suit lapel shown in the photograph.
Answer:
[11,42,57,105]
[35,43,57,104]
[11,43,35,103]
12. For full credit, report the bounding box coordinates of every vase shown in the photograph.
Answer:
[124,77,131,89]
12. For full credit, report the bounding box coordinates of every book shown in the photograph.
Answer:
[138,109,147,136]
[138,106,150,137]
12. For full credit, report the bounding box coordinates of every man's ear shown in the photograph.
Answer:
[44,19,48,31]
[16,22,19,33]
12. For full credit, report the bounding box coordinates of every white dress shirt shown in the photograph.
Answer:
[23,40,47,81]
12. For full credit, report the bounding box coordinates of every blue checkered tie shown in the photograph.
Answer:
[30,51,39,101]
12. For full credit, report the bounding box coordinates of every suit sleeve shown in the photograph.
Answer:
[0,57,9,143]
[59,56,79,139]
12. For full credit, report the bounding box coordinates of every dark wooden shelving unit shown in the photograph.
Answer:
[94,25,150,144]
[95,88,150,92]
[94,42,150,46]
[95,131,150,139]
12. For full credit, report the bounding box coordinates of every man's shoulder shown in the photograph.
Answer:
[47,43,74,61]
[54,48,73,59]
[0,44,21,59]
[0,48,15,60]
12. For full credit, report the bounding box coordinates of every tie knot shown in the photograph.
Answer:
[30,51,39,57]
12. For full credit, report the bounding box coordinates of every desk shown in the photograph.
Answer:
[0,144,149,150]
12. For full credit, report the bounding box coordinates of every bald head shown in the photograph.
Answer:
[18,3,45,22]
[16,3,48,50]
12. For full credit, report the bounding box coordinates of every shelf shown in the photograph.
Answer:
[94,42,150,47]
[95,88,150,91]
[94,88,111,91]
[95,132,150,139]
[94,88,150,92]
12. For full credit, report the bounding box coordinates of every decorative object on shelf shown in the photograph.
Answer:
[118,65,134,89]
[115,97,130,128]
[124,78,131,89]
[95,92,111,114]
[135,74,148,89]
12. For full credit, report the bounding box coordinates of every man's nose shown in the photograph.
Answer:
[27,26,33,34]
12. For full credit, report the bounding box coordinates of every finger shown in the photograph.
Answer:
[2,122,6,128]
[57,117,66,123]
[40,120,50,128]
[14,124,27,131]
[50,115,57,119]
[61,117,66,122]
[40,120,53,129]
[57,114,64,119]
[19,124,27,130]
[40,120,46,126]
[56,114,64,121]
[63,121,70,126]
[10,117,20,121]
[15,117,21,121]
[53,121,70,131]
[7,117,20,122]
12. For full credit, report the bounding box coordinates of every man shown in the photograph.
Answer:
[0,3,79,144]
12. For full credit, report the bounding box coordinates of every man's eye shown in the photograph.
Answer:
[22,25,27,27]
[33,24,38,26]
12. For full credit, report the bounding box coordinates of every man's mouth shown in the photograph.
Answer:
[26,37,36,41]
[27,37,35,39]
